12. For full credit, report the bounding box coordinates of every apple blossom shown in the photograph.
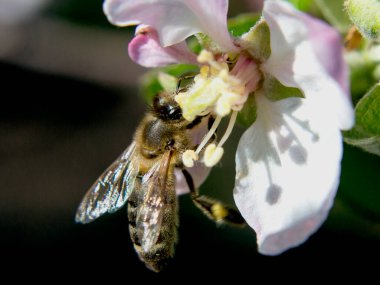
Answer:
[103,0,354,255]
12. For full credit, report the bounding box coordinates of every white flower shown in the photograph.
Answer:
[104,0,355,255]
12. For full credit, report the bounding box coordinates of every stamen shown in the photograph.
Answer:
[197,50,214,63]
[202,111,238,167]
[182,150,199,168]
[195,115,222,155]
[217,111,238,147]
[204,144,224,167]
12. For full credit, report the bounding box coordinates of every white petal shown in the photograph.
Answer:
[262,0,354,130]
[234,93,343,255]
[175,162,211,195]
[104,0,236,51]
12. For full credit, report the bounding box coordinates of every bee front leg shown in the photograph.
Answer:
[181,169,245,227]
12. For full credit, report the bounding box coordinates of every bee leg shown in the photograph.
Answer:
[181,170,245,227]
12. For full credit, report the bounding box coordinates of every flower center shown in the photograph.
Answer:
[179,50,262,168]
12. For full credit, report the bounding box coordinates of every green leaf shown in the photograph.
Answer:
[344,82,380,155]
[139,64,199,103]
[263,75,304,101]
[345,0,380,39]
[239,20,271,62]
[228,13,261,37]
[314,0,351,32]
[237,93,257,128]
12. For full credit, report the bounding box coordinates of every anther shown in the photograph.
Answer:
[204,144,224,167]
[182,150,199,168]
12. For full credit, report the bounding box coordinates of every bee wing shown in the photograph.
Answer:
[75,142,138,224]
[136,151,174,253]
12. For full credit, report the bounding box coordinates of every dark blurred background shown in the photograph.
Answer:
[1,0,379,281]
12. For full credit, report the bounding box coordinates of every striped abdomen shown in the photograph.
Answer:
[127,175,178,272]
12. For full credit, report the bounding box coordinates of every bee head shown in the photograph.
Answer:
[153,92,183,121]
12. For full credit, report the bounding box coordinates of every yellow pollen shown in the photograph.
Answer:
[197,50,214,63]
[200,65,210,77]
[211,203,229,220]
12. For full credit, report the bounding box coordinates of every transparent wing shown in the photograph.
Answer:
[136,151,173,253]
[75,142,138,224]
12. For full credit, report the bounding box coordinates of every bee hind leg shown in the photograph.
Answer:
[181,170,245,227]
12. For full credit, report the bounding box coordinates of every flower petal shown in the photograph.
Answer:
[262,0,354,130]
[128,26,197,67]
[104,0,236,51]
[234,93,343,255]
[297,11,349,94]
[175,162,211,195]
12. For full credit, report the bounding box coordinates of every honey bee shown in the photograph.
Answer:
[75,90,245,272]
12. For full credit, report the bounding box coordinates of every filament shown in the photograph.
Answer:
[195,115,222,154]
[217,111,238,148]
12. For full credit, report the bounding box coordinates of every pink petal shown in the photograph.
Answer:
[262,0,354,130]
[297,12,349,94]
[128,26,197,67]
[104,0,237,51]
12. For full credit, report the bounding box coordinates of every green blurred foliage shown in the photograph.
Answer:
[314,0,351,32]
[339,144,380,220]
[347,52,379,102]
[288,0,351,32]
[228,13,261,37]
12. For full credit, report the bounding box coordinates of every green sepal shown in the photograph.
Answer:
[263,75,304,101]
[345,0,380,39]
[239,19,271,62]
[236,93,257,128]
[195,33,225,54]
[344,82,380,155]
[139,64,199,103]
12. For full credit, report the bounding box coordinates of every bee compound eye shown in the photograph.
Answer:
[167,107,182,120]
